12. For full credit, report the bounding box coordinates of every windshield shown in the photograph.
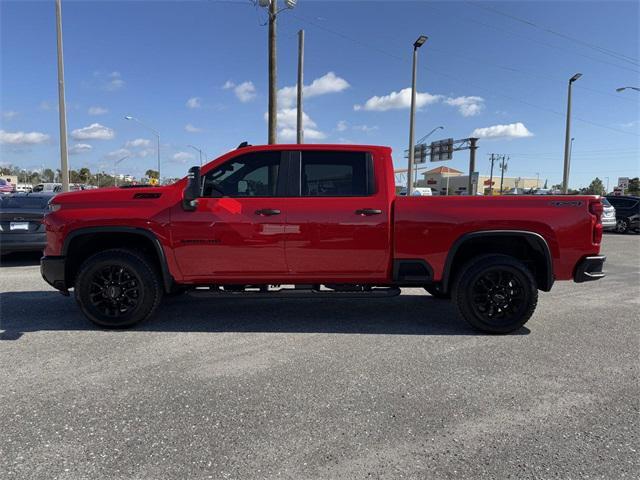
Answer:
[601,198,612,207]
[0,195,51,210]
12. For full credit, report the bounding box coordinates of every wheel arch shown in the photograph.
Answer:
[63,226,174,292]
[440,230,554,293]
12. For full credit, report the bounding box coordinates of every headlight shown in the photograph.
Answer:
[48,203,61,212]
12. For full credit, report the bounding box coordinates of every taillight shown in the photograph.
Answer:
[589,198,603,244]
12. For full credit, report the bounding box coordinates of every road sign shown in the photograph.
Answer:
[430,138,454,162]
[618,177,629,189]
[414,144,427,164]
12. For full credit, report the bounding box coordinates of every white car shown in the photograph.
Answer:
[601,197,617,231]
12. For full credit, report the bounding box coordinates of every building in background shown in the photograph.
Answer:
[416,166,538,195]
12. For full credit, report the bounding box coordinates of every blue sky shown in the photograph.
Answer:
[1,0,638,188]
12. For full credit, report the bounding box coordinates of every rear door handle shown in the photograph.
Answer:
[355,209,383,216]
[255,208,281,216]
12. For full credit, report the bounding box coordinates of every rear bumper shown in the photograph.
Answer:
[41,255,68,292]
[0,233,46,253]
[574,255,606,283]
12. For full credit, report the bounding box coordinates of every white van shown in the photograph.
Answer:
[398,187,433,196]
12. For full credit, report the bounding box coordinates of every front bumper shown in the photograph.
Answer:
[601,217,616,230]
[41,256,68,293]
[574,255,606,283]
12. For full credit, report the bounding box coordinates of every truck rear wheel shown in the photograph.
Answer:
[74,249,162,328]
[452,254,537,334]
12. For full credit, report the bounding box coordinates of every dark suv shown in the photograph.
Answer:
[605,195,640,234]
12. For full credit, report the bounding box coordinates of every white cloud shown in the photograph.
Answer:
[69,143,93,155]
[336,120,348,132]
[223,80,257,102]
[444,96,485,117]
[471,122,534,139]
[185,123,203,133]
[186,97,202,109]
[354,88,441,111]
[353,124,378,133]
[2,111,18,120]
[106,148,131,160]
[104,71,124,91]
[279,72,350,108]
[172,151,195,163]
[71,123,115,140]
[88,106,108,115]
[0,130,50,145]
[125,138,151,148]
[265,108,326,142]
[234,81,257,102]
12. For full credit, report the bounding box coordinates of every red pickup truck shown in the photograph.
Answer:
[41,144,606,333]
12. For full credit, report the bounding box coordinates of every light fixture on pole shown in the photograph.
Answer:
[187,145,204,167]
[616,86,640,92]
[124,115,161,181]
[562,73,582,194]
[407,34,428,196]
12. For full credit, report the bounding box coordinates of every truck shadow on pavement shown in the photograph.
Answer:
[0,290,530,340]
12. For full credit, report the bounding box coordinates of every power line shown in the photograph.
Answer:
[290,13,639,138]
[465,1,639,67]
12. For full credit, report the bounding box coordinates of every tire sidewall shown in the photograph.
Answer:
[453,255,538,334]
[75,250,161,328]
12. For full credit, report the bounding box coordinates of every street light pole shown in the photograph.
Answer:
[55,0,69,193]
[187,145,204,167]
[407,35,428,196]
[114,155,128,187]
[125,115,161,181]
[562,73,582,194]
[268,0,277,144]
[296,29,304,144]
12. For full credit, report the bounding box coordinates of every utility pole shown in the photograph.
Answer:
[407,35,428,195]
[55,0,69,193]
[467,137,478,195]
[562,73,582,194]
[488,153,496,195]
[499,155,509,194]
[268,0,277,144]
[536,172,540,189]
[296,29,304,144]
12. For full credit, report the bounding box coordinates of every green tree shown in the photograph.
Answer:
[145,169,159,179]
[627,177,639,196]
[78,167,91,183]
[585,177,605,195]
[42,168,55,182]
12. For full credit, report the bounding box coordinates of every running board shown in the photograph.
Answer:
[187,286,401,299]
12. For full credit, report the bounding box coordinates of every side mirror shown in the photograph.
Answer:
[182,166,201,211]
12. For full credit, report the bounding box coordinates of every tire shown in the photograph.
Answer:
[616,218,629,234]
[424,285,451,299]
[452,254,538,334]
[74,249,162,328]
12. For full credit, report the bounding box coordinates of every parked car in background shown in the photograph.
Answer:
[0,178,16,195]
[0,192,56,255]
[32,183,62,193]
[606,195,640,233]
[601,197,617,231]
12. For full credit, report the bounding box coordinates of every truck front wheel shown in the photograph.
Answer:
[453,254,537,334]
[74,249,163,328]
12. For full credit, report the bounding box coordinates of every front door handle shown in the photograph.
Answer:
[255,208,281,216]
[355,209,383,216]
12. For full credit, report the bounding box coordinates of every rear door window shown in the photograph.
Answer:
[300,151,371,197]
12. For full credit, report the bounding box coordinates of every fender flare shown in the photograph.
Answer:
[63,226,174,293]
[440,230,554,292]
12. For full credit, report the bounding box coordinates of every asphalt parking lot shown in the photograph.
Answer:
[1,233,638,479]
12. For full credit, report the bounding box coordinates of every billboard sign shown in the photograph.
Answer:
[430,138,454,162]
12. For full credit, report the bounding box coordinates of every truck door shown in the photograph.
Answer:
[283,150,391,281]
[170,150,288,280]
